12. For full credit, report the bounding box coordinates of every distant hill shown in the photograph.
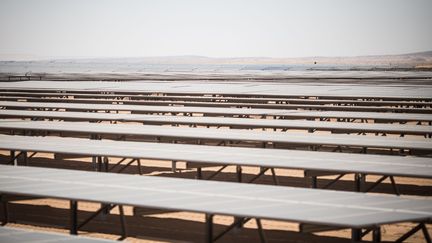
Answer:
[1,51,432,69]
[44,51,432,67]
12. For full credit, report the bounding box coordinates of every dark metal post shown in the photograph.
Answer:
[354,174,362,192]
[10,150,15,165]
[97,156,102,172]
[172,161,177,173]
[351,228,361,242]
[118,205,127,240]
[236,166,242,182]
[311,176,317,188]
[103,157,109,172]
[70,200,78,235]
[372,227,381,243]
[0,195,8,225]
[23,151,28,166]
[256,219,267,243]
[136,159,142,175]
[196,167,202,179]
[205,214,214,243]
[91,156,97,171]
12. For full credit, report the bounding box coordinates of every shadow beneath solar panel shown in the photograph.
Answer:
[1,203,352,243]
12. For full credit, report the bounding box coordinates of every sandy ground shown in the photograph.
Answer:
[0,114,431,242]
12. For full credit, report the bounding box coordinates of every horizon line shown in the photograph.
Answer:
[1,50,432,62]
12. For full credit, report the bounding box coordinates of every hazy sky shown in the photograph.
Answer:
[0,0,431,59]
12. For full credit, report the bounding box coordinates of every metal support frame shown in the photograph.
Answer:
[207,216,267,243]
[248,167,268,183]
[363,175,400,195]
[395,223,431,243]
[108,157,142,175]
[321,174,346,189]
[206,165,228,180]
[352,227,381,242]
[9,150,27,166]
[351,223,431,243]
[70,200,127,239]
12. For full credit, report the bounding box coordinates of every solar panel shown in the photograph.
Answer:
[0,109,430,135]
[0,227,115,242]
[1,91,432,107]
[1,101,432,122]
[0,120,430,151]
[1,81,432,99]
[0,134,431,179]
[0,165,431,228]
[2,96,430,113]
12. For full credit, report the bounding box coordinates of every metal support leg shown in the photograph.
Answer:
[372,227,381,243]
[354,174,362,192]
[97,156,102,172]
[421,224,431,243]
[196,167,202,179]
[389,176,400,196]
[256,219,267,243]
[270,168,279,185]
[236,166,242,182]
[22,151,28,166]
[70,200,78,235]
[171,161,177,173]
[0,195,8,226]
[351,228,362,242]
[136,159,142,175]
[118,205,127,240]
[91,156,97,171]
[103,157,109,172]
[311,176,318,188]
[205,214,214,243]
[101,203,111,216]
[9,150,18,166]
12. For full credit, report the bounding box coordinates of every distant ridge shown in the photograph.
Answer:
[1,51,432,67]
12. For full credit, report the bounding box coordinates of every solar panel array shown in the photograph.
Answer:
[1,165,431,228]
[1,109,431,135]
[1,134,432,178]
[0,83,431,242]
[3,95,431,113]
[2,100,432,122]
[0,120,430,151]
